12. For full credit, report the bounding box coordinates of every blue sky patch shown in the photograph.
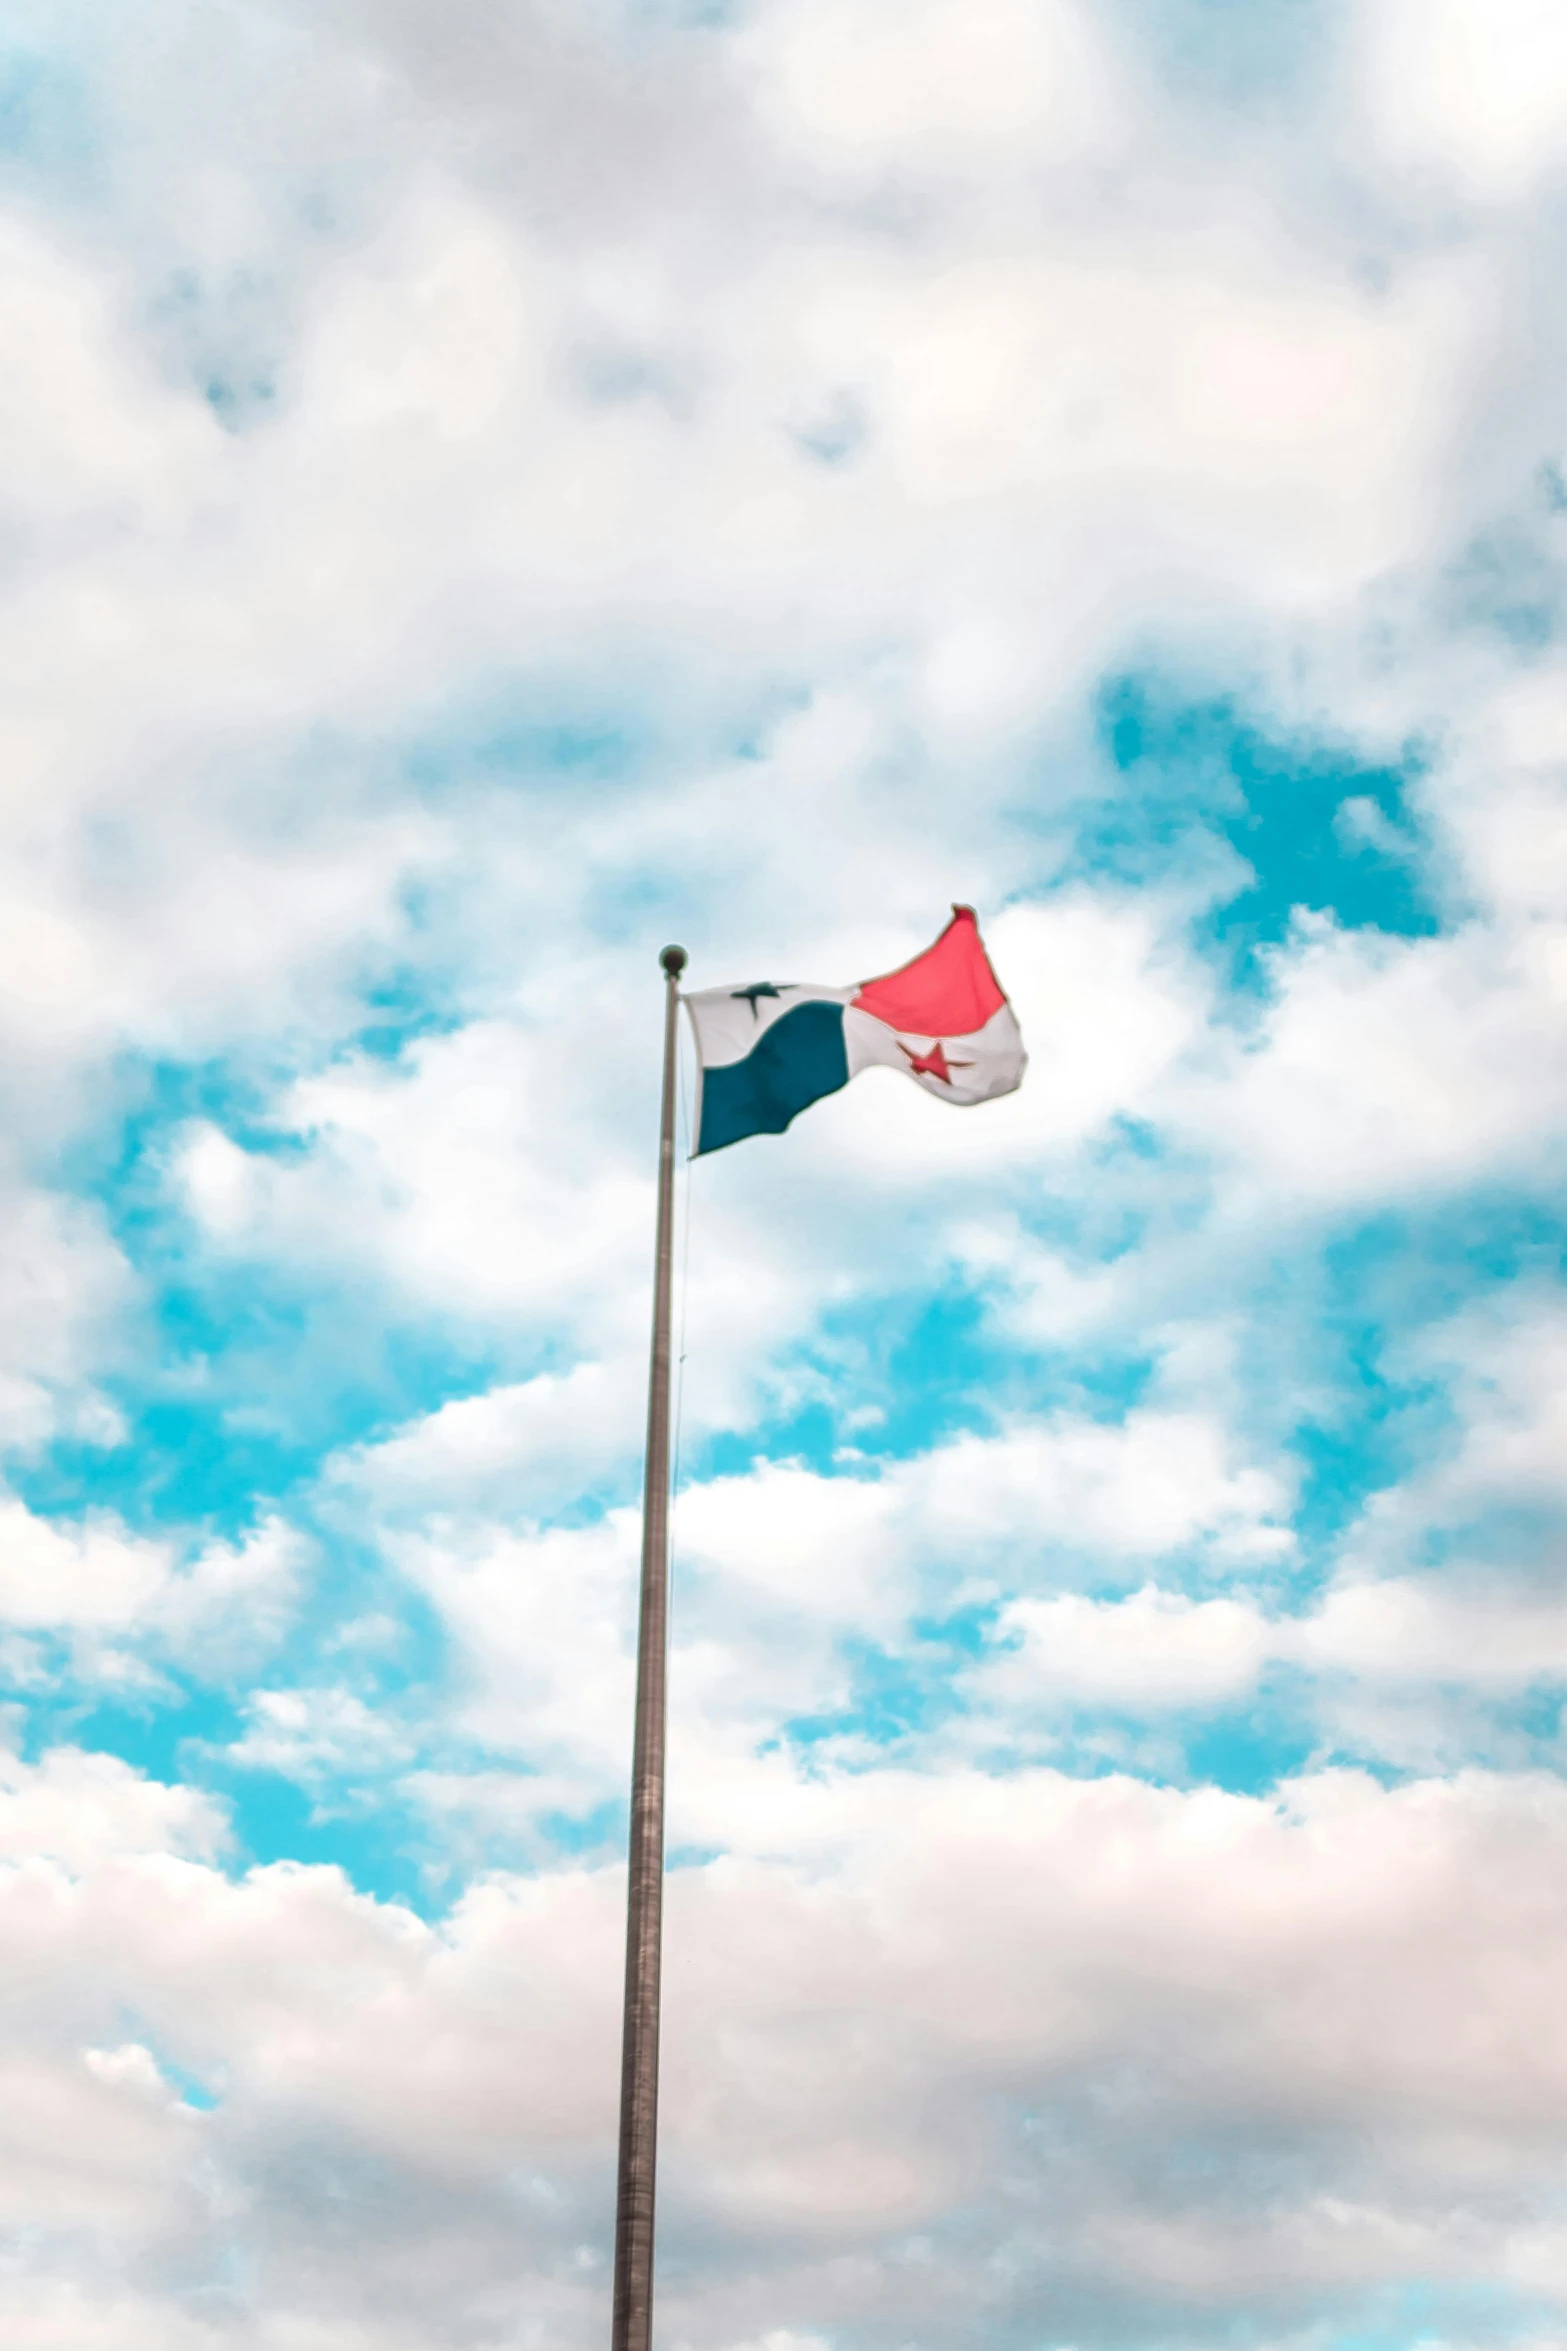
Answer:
[1093,673,1441,979]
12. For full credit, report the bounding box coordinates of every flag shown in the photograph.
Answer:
[685,905,1025,1156]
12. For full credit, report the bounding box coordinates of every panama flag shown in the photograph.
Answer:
[685,905,1025,1156]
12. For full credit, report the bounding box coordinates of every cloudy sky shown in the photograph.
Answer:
[4,1,1567,2345]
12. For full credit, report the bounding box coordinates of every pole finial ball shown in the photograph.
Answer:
[660,944,688,977]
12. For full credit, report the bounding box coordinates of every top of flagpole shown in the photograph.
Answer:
[660,945,687,977]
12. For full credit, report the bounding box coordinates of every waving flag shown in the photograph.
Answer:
[685,905,1025,1156]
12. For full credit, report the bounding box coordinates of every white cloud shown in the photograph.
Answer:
[1180,914,1567,1204]
[0,1501,169,1632]
[1297,1296,1567,1688]
[0,1743,225,1870]
[393,1510,639,1798]
[0,213,218,526]
[724,2335,833,2351]
[984,1585,1270,1710]
[1394,1293,1567,1516]
[1362,0,1567,197]
[361,1407,1292,1858]
[295,187,537,449]
[1296,1576,1567,1690]
[738,0,1119,168]
[905,1412,1293,1572]
[178,1011,666,1349]
[224,1686,414,1785]
[1,1753,1566,2340]
[0,1498,300,1679]
[328,1361,643,1516]
[0,1187,131,1453]
[968,1568,1567,1743]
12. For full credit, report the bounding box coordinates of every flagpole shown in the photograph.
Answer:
[612,941,687,2351]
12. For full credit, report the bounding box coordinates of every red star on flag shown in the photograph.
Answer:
[898,1039,971,1085]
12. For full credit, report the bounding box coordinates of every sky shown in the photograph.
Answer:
[2,0,1567,2345]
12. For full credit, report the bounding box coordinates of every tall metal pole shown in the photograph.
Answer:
[612,941,687,2351]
